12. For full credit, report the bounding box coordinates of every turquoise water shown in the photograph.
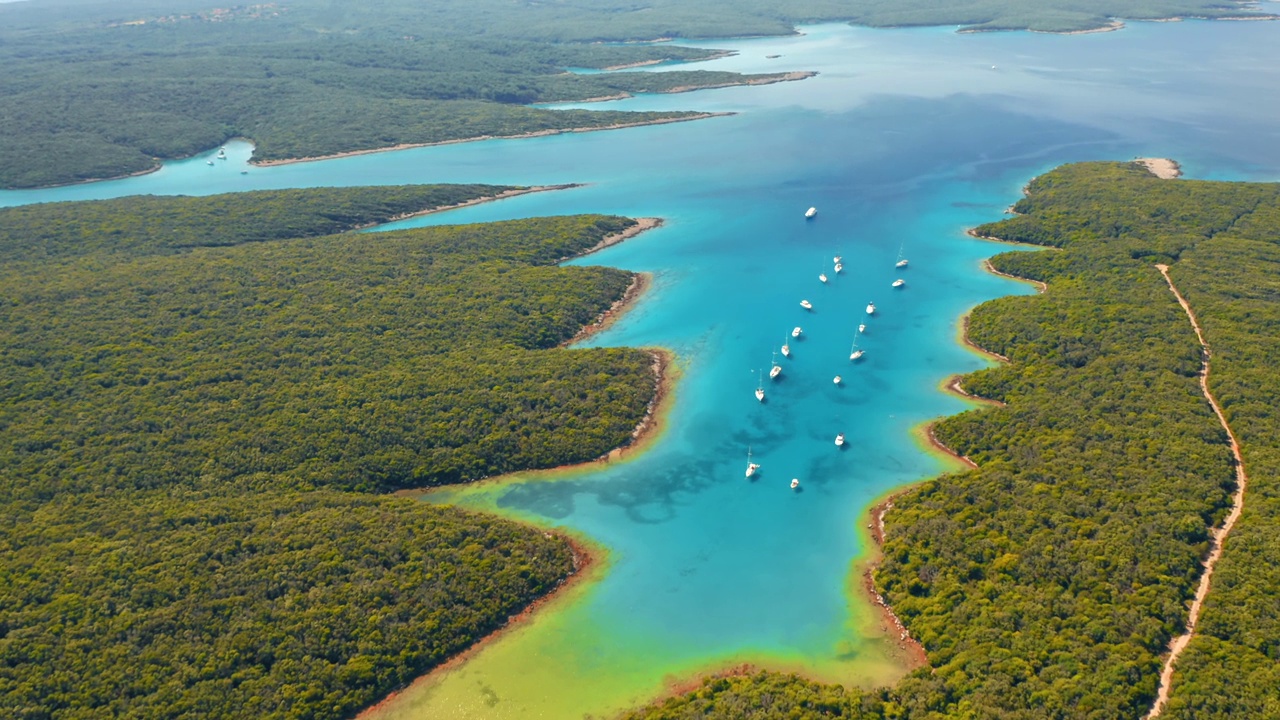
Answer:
[7,20,1280,718]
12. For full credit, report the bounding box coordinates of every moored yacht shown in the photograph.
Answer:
[781,334,791,357]
[865,302,876,315]
[833,375,842,385]
[859,323,867,333]
[892,279,905,288]
[790,478,800,489]
[834,262,844,273]
[746,447,760,478]
[770,351,782,379]
[819,272,828,283]
[792,326,802,338]
[805,207,817,219]
[835,433,845,447]
[755,371,766,402]
[800,299,813,310]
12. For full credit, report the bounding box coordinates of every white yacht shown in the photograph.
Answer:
[833,375,842,385]
[770,352,782,379]
[792,326,803,338]
[835,433,845,447]
[800,299,813,310]
[859,323,867,333]
[834,262,844,273]
[892,279,905,288]
[755,371,766,402]
[781,335,791,357]
[805,207,817,219]
[790,478,800,489]
[746,447,760,478]
[896,243,909,268]
[850,332,864,361]
[833,255,842,264]
[206,160,214,166]
[865,302,876,315]
[819,272,828,283]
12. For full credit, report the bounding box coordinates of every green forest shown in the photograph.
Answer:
[0,186,662,718]
[629,164,1280,718]
[2,0,1269,188]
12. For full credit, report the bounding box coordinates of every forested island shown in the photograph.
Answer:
[627,162,1280,717]
[1,0,1271,188]
[0,186,665,717]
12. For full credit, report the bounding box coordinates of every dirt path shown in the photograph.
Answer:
[1146,264,1249,718]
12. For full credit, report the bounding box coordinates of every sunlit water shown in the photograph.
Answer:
[6,19,1280,720]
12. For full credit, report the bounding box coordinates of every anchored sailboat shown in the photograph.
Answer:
[755,370,765,402]
[770,351,782,379]
[746,447,760,478]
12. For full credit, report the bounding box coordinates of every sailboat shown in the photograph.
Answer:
[781,334,791,358]
[850,332,865,361]
[755,370,766,402]
[819,271,828,283]
[800,299,813,310]
[746,447,760,478]
[835,433,845,447]
[833,255,842,264]
[792,326,803,338]
[892,279,905,288]
[805,207,817,219]
[895,243,909,268]
[770,351,782,379]
[859,323,867,333]
[834,261,844,273]
[790,478,801,489]
[833,375,843,385]
[865,302,876,315]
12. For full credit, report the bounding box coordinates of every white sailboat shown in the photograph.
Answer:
[781,334,791,357]
[833,375,842,385]
[865,301,876,315]
[850,331,865,361]
[895,243,909,268]
[790,478,801,489]
[859,323,867,333]
[892,279,905,288]
[746,447,760,478]
[833,255,842,264]
[792,326,803,338]
[770,351,782,379]
[805,207,817,219]
[835,433,845,447]
[755,371,766,402]
[819,272,828,283]
[800,299,813,310]
[834,262,844,273]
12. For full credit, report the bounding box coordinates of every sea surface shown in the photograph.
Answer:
[6,19,1280,720]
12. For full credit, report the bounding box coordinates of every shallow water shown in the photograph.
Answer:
[6,19,1280,720]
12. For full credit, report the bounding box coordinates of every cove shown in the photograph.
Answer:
[5,19,1280,720]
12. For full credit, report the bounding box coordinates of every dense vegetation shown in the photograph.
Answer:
[0,187,662,717]
[2,0,1269,188]
[628,163,1280,719]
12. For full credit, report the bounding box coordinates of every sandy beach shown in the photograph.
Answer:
[1135,157,1183,179]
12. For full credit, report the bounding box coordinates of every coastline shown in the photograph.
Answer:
[250,113,731,168]
[537,71,816,105]
[858,216,1050,679]
[361,184,583,229]
[357,530,607,720]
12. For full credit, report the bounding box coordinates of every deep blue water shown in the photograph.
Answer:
[6,19,1280,718]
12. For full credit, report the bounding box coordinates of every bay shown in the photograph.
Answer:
[4,19,1280,720]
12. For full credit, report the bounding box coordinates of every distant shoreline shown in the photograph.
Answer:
[250,114,732,168]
